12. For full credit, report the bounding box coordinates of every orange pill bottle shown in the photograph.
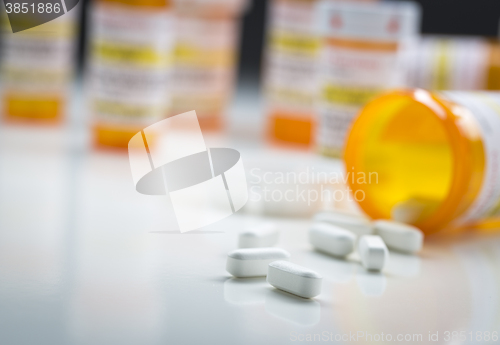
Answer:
[344,89,500,235]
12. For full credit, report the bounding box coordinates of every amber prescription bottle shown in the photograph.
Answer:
[344,89,500,235]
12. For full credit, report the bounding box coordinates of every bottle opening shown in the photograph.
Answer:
[345,91,456,233]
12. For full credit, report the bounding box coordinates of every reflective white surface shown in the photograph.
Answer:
[0,102,500,345]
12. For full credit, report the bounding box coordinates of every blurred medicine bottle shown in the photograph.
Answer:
[0,2,79,124]
[263,0,378,148]
[344,89,500,236]
[170,0,249,131]
[316,0,420,158]
[263,0,322,147]
[408,35,500,91]
[87,0,174,149]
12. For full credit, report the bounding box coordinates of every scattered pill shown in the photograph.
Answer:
[224,278,268,305]
[267,261,322,298]
[309,222,356,257]
[373,220,424,254]
[358,235,389,271]
[390,197,438,224]
[391,199,425,224]
[238,223,280,248]
[313,210,373,236]
[226,248,290,278]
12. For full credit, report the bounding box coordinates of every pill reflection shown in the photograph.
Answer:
[305,250,355,283]
[223,278,268,305]
[265,289,320,327]
[385,252,421,277]
[356,269,387,297]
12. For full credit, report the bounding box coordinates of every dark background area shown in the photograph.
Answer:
[76,0,500,84]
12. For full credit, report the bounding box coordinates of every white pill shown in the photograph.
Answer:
[226,248,290,278]
[358,235,389,271]
[391,197,439,224]
[391,199,425,224]
[373,220,424,254]
[313,211,373,236]
[238,223,279,248]
[309,222,356,257]
[267,261,322,298]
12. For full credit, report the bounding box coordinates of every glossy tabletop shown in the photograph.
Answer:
[0,90,499,345]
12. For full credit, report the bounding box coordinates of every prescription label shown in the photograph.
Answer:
[442,92,500,223]
[409,37,489,91]
[1,5,78,121]
[264,0,319,117]
[88,2,174,128]
[316,1,420,157]
[171,14,238,122]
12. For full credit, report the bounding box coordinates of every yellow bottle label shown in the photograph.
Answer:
[269,31,320,56]
[322,84,381,106]
[93,41,170,67]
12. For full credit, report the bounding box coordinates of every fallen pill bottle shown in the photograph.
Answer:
[344,89,500,235]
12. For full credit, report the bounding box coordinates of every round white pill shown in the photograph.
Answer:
[267,261,322,298]
[313,210,373,236]
[309,222,356,257]
[358,235,389,271]
[238,223,280,248]
[226,248,290,278]
[373,220,424,254]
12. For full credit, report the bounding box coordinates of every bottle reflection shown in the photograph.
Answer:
[306,249,355,283]
[385,251,421,277]
[223,277,267,305]
[265,289,320,327]
[454,238,500,334]
[356,268,387,297]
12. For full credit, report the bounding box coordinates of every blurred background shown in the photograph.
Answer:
[1,2,500,344]
[73,0,500,84]
[0,0,499,231]
[0,0,499,228]
[2,0,500,142]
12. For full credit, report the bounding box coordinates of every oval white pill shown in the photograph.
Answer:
[226,248,290,278]
[267,261,322,298]
[358,235,389,271]
[238,223,280,248]
[373,220,424,254]
[309,222,356,257]
[313,211,373,236]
